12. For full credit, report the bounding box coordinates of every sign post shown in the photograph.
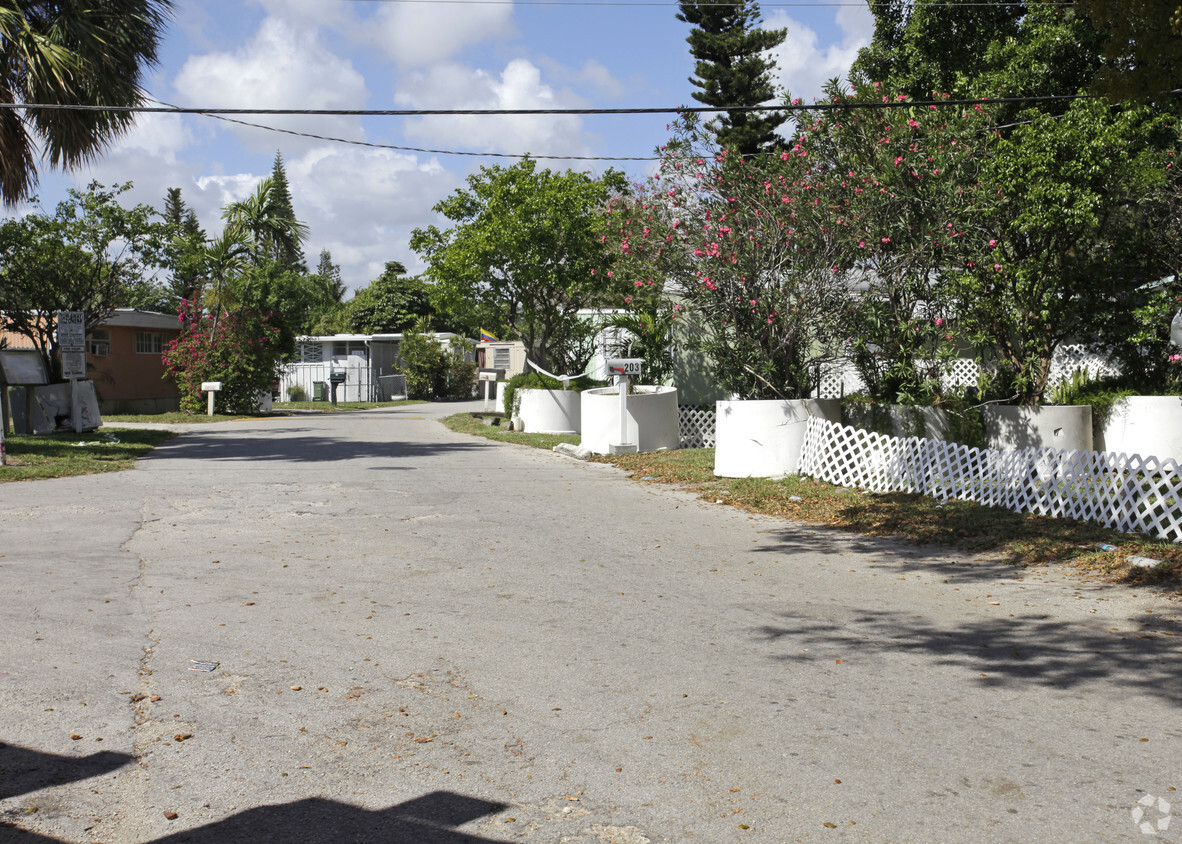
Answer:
[201,381,222,416]
[605,358,642,455]
[478,370,497,411]
[56,311,86,433]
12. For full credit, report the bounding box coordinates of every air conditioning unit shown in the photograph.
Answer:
[89,340,110,356]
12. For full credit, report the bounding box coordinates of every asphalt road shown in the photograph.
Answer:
[0,402,1179,843]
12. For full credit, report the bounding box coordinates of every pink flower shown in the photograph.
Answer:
[935,318,944,326]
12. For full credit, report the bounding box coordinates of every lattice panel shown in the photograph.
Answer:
[678,405,716,448]
[799,417,1182,543]
[1047,344,1121,388]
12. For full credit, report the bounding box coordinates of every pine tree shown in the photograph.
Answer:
[316,248,346,303]
[676,0,787,156]
[268,152,305,272]
[161,186,206,309]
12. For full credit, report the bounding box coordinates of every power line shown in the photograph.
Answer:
[181,106,662,161]
[344,0,1054,6]
[0,92,1095,118]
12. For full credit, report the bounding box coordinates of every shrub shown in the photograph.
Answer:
[163,299,283,414]
[286,384,307,402]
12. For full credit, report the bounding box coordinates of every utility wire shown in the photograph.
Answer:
[0,91,1121,161]
[0,92,1096,117]
[345,0,1054,6]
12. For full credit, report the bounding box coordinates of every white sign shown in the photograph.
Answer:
[56,311,85,350]
[61,351,86,380]
[606,358,643,377]
[478,371,498,381]
[201,381,223,391]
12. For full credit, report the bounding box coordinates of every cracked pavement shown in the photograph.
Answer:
[0,401,1179,842]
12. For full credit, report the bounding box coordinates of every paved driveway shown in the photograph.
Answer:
[0,402,1178,842]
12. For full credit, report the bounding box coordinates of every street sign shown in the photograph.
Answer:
[56,311,85,351]
[61,351,86,381]
[606,358,643,377]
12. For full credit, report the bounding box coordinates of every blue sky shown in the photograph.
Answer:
[31,0,874,292]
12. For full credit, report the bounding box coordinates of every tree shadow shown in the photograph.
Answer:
[750,521,1029,586]
[154,791,509,843]
[754,604,1182,706]
[140,431,494,466]
[0,741,133,801]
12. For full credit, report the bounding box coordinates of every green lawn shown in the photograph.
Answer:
[0,429,175,482]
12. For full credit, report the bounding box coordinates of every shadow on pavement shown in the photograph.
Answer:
[140,431,495,465]
[755,605,1182,706]
[1,791,509,843]
[751,523,1027,586]
[153,791,509,843]
[0,741,133,801]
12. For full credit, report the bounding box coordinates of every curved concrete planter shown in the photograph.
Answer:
[714,398,841,478]
[983,405,1092,453]
[580,386,679,455]
[1095,395,1182,460]
[517,389,581,435]
[843,403,952,441]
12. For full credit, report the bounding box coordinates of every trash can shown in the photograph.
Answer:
[313,381,328,402]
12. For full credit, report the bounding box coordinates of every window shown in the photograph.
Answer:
[493,347,510,369]
[136,331,165,354]
[89,329,110,356]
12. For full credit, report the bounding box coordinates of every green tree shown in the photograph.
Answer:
[1075,0,1182,102]
[676,0,786,156]
[163,297,282,414]
[266,152,305,272]
[0,0,173,206]
[602,114,852,400]
[314,248,346,303]
[396,317,476,400]
[410,158,630,373]
[850,0,1024,100]
[160,186,207,310]
[953,99,1179,404]
[0,181,168,379]
[347,262,434,334]
[223,175,308,270]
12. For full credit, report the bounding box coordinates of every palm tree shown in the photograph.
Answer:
[222,176,309,269]
[203,228,251,336]
[604,306,677,385]
[0,0,173,206]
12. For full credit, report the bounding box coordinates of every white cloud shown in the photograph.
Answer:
[187,145,462,290]
[172,16,369,150]
[359,2,513,68]
[394,59,591,159]
[765,7,875,103]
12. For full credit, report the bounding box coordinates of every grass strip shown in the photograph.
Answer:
[0,428,175,482]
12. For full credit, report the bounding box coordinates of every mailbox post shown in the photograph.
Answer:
[201,381,222,416]
[605,358,642,455]
[478,370,498,410]
[328,370,347,405]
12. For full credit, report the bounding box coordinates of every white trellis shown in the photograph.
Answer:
[678,405,716,448]
[798,417,1182,543]
[1047,344,1121,388]
[816,346,1122,399]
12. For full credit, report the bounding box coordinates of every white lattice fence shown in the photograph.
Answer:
[1047,344,1121,389]
[798,417,1182,543]
[679,405,716,448]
